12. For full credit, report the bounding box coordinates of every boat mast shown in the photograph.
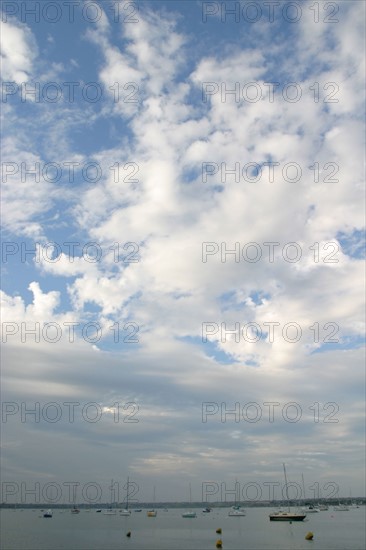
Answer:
[283,463,290,512]
[301,473,306,501]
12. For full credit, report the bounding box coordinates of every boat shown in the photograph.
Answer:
[202,507,211,513]
[43,509,53,518]
[71,485,80,514]
[104,479,117,515]
[134,509,142,512]
[96,509,102,513]
[228,509,246,516]
[269,464,306,522]
[119,477,131,516]
[228,481,245,516]
[182,483,196,518]
[147,486,157,517]
[333,504,349,511]
[302,505,319,513]
[318,504,329,511]
[182,511,197,518]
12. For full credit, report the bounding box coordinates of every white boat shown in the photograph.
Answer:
[202,507,211,513]
[318,504,329,511]
[302,505,319,513]
[182,483,196,518]
[119,477,131,516]
[43,509,52,518]
[228,509,246,516]
[269,464,306,522]
[334,504,349,511]
[104,479,117,515]
[182,511,197,518]
[104,508,117,515]
[229,482,245,516]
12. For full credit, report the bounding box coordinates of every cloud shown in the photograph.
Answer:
[0,19,37,83]
[1,2,365,499]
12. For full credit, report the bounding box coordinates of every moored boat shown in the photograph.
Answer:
[269,464,306,522]
[228,509,246,516]
[269,510,306,521]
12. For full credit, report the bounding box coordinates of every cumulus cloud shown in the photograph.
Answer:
[1,2,365,499]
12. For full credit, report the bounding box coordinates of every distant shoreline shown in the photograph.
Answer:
[1,498,365,509]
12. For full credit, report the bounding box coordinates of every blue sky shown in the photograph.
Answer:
[1,1,365,503]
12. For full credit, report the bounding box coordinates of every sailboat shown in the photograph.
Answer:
[269,464,306,521]
[70,484,80,514]
[119,478,131,516]
[301,473,318,513]
[147,486,157,517]
[228,480,245,516]
[104,480,117,515]
[333,503,349,511]
[182,484,197,518]
[43,509,53,518]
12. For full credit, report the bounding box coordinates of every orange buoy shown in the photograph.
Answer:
[305,532,314,540]
[216,539,223,548]
[216,528,222,534]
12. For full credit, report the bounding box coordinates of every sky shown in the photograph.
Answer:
[1,0,365,505]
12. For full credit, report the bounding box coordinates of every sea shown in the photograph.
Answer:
[1,506,365,550]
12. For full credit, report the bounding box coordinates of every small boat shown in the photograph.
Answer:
[71,485,80,514]
[202,507,211,513]
[182,511,197,518]
[302,505,319,513]
[228,509,246,516]
[96,509,102,513]
[182,483,196,518]
[333,504,349,511]
[269,464,306,522]
[147,486,157,517]
[119,477,131,516]
[269,510,306,521]
[134,509,142,512]
[43,509,53,518]
[104,479,118,515]
[318,504,329,511]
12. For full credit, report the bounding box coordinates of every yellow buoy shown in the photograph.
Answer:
[216,539,223,548]
[305,532,314,540]
[216,528,222,534]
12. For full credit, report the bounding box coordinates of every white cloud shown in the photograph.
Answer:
[0,19,37,83]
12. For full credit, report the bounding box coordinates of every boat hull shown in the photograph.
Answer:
[270,514,306,521]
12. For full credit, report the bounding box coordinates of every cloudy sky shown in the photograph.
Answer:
[1,0,365,505]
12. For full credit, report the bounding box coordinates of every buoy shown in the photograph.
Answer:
[216,539,223,548]
[216,528,222,534]
[126,531,131,538]
[305,532,314,540]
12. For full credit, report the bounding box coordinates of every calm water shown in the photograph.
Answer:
[1,507,365,550]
